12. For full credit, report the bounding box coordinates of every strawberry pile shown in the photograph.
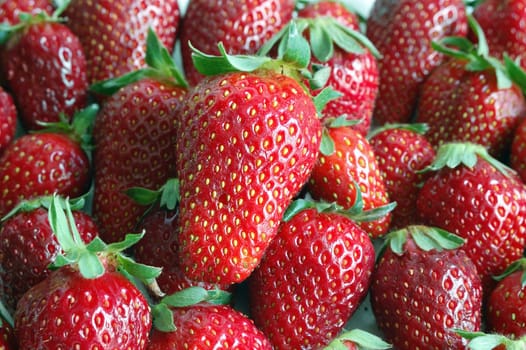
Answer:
[0,0,526,349]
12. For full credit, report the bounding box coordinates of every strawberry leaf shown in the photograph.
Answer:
[367,123,429,139]
[78,252,104,279]
[313,87,342,115]
[309,21,334,62]
[320,128,336,155]
[325,329,392,350]
[125,187,162,206]
[278,21,311,68]
[117,254,162,283]
[161,287,231,308]
[309,64,332,90]
[152,303,175,332]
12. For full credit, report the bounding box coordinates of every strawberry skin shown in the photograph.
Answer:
[366,0,468,124]
[417,157,526,292]
[416,58,526,158]
[370,237,482,349]
[0,86,16,155]
[175,71,322,284]
[0,133,91,218]
[147,304,272,349]
[92,79,186,243]
[248,208,375,350]
[0,207,98,310]
[63,0,180,84]
[179,0,295,85]
[308,127,392,237]
[15,264,151,349]
[2,22,89,131]
[511,116,526,183]
[0,0,53,24]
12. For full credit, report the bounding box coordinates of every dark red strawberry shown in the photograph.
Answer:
[416,15,526,159]
[0,86,16,155]
[307,126,393,238]
[0,195,97,311]
[179,0,295,85]
[90,29,187,243]
[1,7,88,131]
[370,225,482,349]
[366,0,468,125]
[63,0,180,85]
[14,195,158,349]
[0,0,53,24]
[368,123,436,229]
[416,142,526,293]
[248,198,379,349]
[510,116,526,182]
[0,317,16,350]
[175,35,322,285]
[486,258,526,339]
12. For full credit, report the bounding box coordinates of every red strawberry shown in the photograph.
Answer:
[471,0,526,70]
[368,123,436,229]
[296,0,380,136]
[486,258,526,339]
[0,86,16,155]
[0,0,53,24]
[148,303,272,349]
[0,317,16,350]
[307,126,393,238]
[416,142,526,293]
[1,8,89,131]
[510,116,526,183]
[415,15,526,159]
[179,0,295,85]
[0,196,97,310]
[370,225,483,349]
[248,199,377,349]
[175,37,322,285]
[90,29,187,243]
[14,195,158,349]
[63,0,180,85]
[366,0,468,125]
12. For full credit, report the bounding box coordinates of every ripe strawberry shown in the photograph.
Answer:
[366,0,468,125]
[486,258,526,339]
[147,303,272,349]
[416,15,526,158]
[368,123,436,229]
[14,195,158,349]
[63,0,180,85]
[175,34,322,285]
[179,0,295,85]
[0,0,53,25]
[248,198,377,349]
[510,116,526,182]
[0,86,16,155]
[370,225,483,349]
[416,142,526,293]
[1,7,88,131]
[0,317,16,350]
[90,29,187,243]
[307,126,393,238]
[0,196,97,311]
[295,0,380,136]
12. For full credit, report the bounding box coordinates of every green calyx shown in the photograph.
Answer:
[47,194,161,284]
[283,186,396,224]
[432,14,526,93]
[420,142,513,176]
[90,28,188,95]
[324,328,391,350]
[151,286,231,332]
[455,330,526,350]
[367,123,429,140]
[383,225,464,256]
[492,258,526,289]
[0,193,86,222]
[126,178,180,210]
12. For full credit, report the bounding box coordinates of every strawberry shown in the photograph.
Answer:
[0,317,16,350]
[0,195,97,311]
[175,29,322,285]
[89,29,187,243]
[0,5,89,131]
[0,0,53,25]
[415,15,526,159]
[179,0,295,85]
[370,225,483,349]
[510,116,526,183]
[14,195,159,349]
[416,142,526,293]
[368,123,436,229]
[366,0,468,125]
[295,0,380,136]
[307,125,393,238]
[248,198,381,349]
[63,0,180,85]
[0,86,16,155]
[486,258,526,339]
[0,104,95,218]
